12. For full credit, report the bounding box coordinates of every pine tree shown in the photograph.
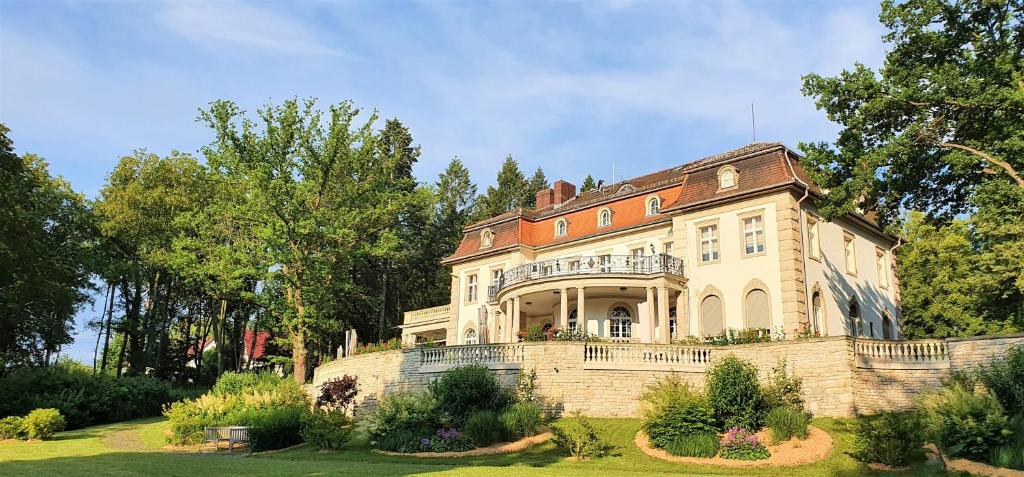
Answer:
[523,167,550,208]
[476,155,527,219]
[580,174,597,193]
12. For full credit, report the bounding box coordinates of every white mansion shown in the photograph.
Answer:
[400,143,901,347]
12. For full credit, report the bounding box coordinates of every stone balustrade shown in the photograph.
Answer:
[583,342,712,371]
[420,343,524,372]
[403,304,451,325]
[854,338,950,369]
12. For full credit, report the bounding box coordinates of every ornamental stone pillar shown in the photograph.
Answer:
[645,286,656,343]
[559,288,569,330]
[658,286,671,344]
[576,287,586,335]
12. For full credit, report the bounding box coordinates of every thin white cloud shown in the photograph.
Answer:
[157,1,343,57]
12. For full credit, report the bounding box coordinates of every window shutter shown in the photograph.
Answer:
[701,295,724,336]
[744,289,771,329]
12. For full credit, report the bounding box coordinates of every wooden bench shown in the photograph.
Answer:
[203,426,250,451]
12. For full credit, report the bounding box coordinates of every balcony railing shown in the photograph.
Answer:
[583,342,712,370]
[488,253,684,302]
[420,343,524,371]
[854,338,950,370]
[403,304,451,326]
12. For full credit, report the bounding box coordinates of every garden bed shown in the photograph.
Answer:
[373,431,552,458]
[634,426,832,468]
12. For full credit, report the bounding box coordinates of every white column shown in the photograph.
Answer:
[559,288,569,330]
[505,298,514,342]
[512,296,521,341]
[645,286,656,343]
[576,287,586,335]
[676,289,688,339]
[658,286,671,344]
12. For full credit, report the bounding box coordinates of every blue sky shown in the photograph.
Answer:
[0,0,885,363]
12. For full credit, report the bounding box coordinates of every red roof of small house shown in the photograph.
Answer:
[185,331,270,360]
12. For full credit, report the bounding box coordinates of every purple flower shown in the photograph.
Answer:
[420,438,431,447]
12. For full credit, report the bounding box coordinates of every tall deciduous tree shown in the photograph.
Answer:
[0,125,93,369]
[800,0,1024,226]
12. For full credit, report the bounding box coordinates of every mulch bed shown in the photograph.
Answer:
[372,432,552,458]
[634,426,832,468]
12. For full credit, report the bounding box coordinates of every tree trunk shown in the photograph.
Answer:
[379,261,389,341]
[93,282,113,373]
[100,279,117,373]
[216,298,227,377]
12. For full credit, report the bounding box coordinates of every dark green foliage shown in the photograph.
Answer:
[762,359,804,412]
[428,364,503,424]
[0,364,172,430]
[499,402,542,441]
[363,390,438,444]
[0,416,26,440]
[978,344,1024,416]
[764,407,810,443]
[989,414,1024,470]
[664,432,719,458]
[705,355,765,430]
[918,384,1009,460]
[377,426,431,453]
[719,427,769,460]
[23,408,65,440]
[551,412,613,459]
[580,174,597,193]
[640,375,716,449]
[239,406,308,452]
[425,428,474,453]
[463,411,503,446]
[706,329,772,346]
[522,324,548,342]
[301,410,353,450]
[852,411,925,466]
[210,371,285,396]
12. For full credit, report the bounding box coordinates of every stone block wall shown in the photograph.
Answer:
[310,335,1022,419]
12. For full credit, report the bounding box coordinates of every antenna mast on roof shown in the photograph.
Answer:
[751,103,757,143]
[612,162,616,184]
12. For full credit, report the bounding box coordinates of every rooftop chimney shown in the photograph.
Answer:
[552,180,576,205]
[535,188,555,209]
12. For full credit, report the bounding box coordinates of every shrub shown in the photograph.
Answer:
[719,427,770,460]
[764,406,810,443]
[499,401,542,440]
[917,384,1009,460]
[301,410,353,450]
[240,406,308,451]
[316,375,358,412]
[977,344,1024,416]
[425,427,474,452]
[0,416,26,440]
[464,411,503,446]
[553,328,598,342]
[705,355,765,430]
[551,412,612,459]
[516,367,537,403]
[989,414,1024,470]
[428,364,503,424]
[353,338,403,355]
[0,364,172,430]
[664,432,719,458]
[640,375,716,449]
[378,426,431,453]
[762,359,804,412]
[522,324,549,342]
[851,411,925,466]
[362,390,438,444]
[23,408,65,440]
[164,373,310,445]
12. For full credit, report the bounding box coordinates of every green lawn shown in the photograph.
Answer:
[0,417,957,476]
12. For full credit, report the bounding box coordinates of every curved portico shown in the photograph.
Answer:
[485,254,687,344]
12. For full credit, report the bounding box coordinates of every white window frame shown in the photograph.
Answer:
[718,166,738,190]
[741,215,766,256]
[646,195,661,216]
[609,306,632,338]
[480,229,493,249]
[599,254,611,273]
[464,329,478,345]
[598,208,612,227]
[699,224,720,263]
[876,248,889,290]
[806,216,821,260]
[663,241,673,256]
[491,268,503,289]
[554,218,568,237]
[567,308,578,333]
[466,274,478,303]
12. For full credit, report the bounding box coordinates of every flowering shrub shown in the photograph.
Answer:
[521,324,550,342]
[423,427,474,452]
[353,338,403,355]
[553,328,598,342]
[705,329,772,346]
[719,427,770,460]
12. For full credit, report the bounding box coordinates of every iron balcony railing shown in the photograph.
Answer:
[487,253,684,302]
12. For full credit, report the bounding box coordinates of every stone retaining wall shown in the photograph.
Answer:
[311,335,1023,418]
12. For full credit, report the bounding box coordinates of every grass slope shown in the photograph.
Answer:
[0,417,953,476]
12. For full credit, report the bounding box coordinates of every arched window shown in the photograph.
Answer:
[567,308,578,333]
[554,218,568,237]
[480,229,493,249]
[848,299,861,337]
[811,290,824,335]
[701,295,724,337]
[744,289,771,330]
[882,313,894,340]
[609,306,632,338]
[646,196,661,216]
[718,166,737,189]
[464,329,478,345]
[598,208,612,227]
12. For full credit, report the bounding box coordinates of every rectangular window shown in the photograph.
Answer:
[569,259,580,271]
[491,269,503,288]
[630,247,644,271]
[663,242,673,256]
[742,216,766,255]
[599,254,611,273]
[844,235,857,275]
[876,249,889,289]
[807,217,821,259]
[699,225,720,262]
[466,274,478,303]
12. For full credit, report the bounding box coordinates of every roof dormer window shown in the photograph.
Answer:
[554,218,568,237]
[480,229,493,249]
[598,208,612,227]
[645,195,661,216]
[718,166,738,190]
